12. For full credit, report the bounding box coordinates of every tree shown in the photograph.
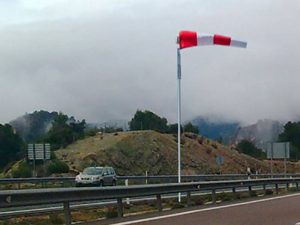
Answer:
[44,113,86,150]
[167,123,183,134]
[183,122,199,134]
[0,124,24,168]
[278,121,300,160]
[10,110,58,142]
[236,139,266,159]
[129,110,168,133]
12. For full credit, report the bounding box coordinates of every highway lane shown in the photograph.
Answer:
[101,193,300,225]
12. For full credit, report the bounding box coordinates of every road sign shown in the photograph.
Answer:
[216,155,224,166]
[267,142,290,159]
[27,143,51,160]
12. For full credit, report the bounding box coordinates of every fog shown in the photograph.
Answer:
[0,0,300,125]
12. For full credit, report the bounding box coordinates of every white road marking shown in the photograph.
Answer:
[111,193,300,225]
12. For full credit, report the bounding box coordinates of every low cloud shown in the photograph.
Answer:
[0,0,300,125]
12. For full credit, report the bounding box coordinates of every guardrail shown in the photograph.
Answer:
[0,178,299,224]
[1,173,299,189]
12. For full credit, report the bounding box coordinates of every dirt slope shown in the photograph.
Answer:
[55,130,300,175]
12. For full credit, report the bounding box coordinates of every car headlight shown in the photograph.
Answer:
[75,176,81,181]
[92,176,100,181]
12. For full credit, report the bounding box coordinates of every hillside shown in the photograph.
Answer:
[55,130,300,176]
[232,119,283,149]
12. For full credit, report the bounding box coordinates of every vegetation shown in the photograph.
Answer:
[183,122,199,134]
[11,161,32,178]
[44,113,86,150]
[129,110,168,133]
[105,206,118,218]
[10,110,58,142]
[167,123,182,134]
[0,124,24,169]
[46,159,69,175]
[278,121,300,160]
[236,139,266,159]
[129,110,198,135]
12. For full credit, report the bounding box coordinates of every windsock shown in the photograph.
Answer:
[178,31,247,49]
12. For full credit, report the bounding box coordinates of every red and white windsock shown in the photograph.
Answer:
[178,30,247,49]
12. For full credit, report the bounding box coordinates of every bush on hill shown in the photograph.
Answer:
[236,139,266,159]
[46,159,69,175]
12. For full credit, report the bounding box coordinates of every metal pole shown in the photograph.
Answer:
[33,144,36,177]
[284,142,287,177]
[177,47,182,202]
[63,202,72,225]
[271,143,273,178]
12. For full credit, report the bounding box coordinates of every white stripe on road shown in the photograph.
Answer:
[111,193,300,225]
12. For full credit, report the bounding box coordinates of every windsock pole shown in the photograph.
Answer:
[177,47,182,202]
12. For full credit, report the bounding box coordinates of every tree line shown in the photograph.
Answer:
[129,110,199,134]
[4,109,300,171]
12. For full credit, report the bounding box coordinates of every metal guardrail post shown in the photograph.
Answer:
[275,183,279,194]
[296,182,299,190]
[248,186,252,192]
[263,184,266,191]
[186,191,191,207]
[125,179,130,205]
[212,189,216,204]
[286,183,289,191]
[117,198,123,217]
[232,187,236,198]
[156,194,162,212]
[63,202,71,225]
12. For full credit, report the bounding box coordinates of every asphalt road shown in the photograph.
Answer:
[90,193,300,225]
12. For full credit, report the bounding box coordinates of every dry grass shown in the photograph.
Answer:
[54,130,300,176]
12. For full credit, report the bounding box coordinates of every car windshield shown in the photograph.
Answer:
[82,167,103,175]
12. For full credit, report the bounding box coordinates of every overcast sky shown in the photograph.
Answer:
[0,0,300,125]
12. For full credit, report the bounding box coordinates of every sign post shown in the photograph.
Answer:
[28,143,51,177]
[267,142,290,176]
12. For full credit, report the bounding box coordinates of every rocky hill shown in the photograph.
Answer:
[55,130,300,176]
[232,119,283,150]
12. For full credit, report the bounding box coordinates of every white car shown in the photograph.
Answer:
[75,167,117,187]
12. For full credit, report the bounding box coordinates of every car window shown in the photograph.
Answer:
[83,167,103,175]
[110,168,115,175]
[103,168,109,175]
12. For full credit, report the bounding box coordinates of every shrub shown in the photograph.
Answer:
[49,213,64,224]
[289,187,298,192]
[206,148,212,154]
[171,202,185,209]
[106,206,118,218]
[249,190,257,197]
[235,193,241,199]
[46,160,69,175]
[265,189,273,195]
[217,192,233,202]
[197,137,204,145]
[211,143,218,149]
[11,162,32,178]
[51,151,57,160]
[193,197,204,205]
